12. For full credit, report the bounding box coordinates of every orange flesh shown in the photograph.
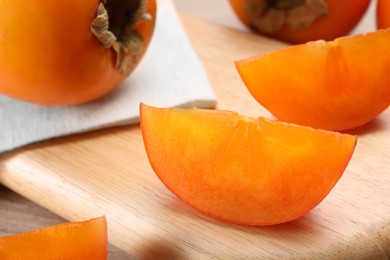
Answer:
[377,0,390,29]
[229,0,371,44]
[140,104,357,226]
[236,28,390,131]
[0,216,108,259]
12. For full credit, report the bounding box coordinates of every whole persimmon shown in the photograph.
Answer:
[377,0,390,29]
[229,0,371,44]
[0,0,156,105]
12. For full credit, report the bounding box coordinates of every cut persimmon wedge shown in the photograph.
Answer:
[140,104,357,226]
[0,216,107,259]
[236,28,390,131]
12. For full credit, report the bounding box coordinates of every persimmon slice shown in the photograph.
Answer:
[140,104,357,226]
[236,28,390,131]
[0,216,107,259]
[377,0,390,29]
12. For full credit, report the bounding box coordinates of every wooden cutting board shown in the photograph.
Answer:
[1,14,389,259]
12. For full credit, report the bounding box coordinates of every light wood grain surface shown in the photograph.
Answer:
[1,2,390,259]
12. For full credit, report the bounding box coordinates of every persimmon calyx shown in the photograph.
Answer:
[245,0,328,33]
[91,0,151,75]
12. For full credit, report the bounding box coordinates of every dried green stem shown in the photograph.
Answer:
[245,0,328,33]
[267,0,304,9]
[91,0,151,75]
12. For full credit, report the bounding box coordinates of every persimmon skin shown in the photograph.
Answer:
[377,0,390,29]
[0,216,108,259]
[229,0,371,44]
[140,104,357,226]
[236,28,390,131]
[0,0,156,105]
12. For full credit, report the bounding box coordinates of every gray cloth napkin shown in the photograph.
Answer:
[0,0,216,153]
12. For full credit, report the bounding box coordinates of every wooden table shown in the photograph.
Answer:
[1,7,389,260]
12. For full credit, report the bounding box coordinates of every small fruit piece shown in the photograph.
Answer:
[0,216,108,260]
[140,104,357,226]
[229,0,371,44]
[236,28,390,131]
[377,0,390,29]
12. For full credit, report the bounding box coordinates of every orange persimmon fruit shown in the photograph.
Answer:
[229,0,371,44]
[140,104,357,226]
[236,28,390,131]
[0,0,156,105]
[0,216,108,259]
[377,0,390,29]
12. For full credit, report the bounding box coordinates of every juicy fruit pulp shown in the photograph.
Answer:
[140,104,357,226]
[0,216,108,259]
[377,0,390,29]
[236,28,390,131]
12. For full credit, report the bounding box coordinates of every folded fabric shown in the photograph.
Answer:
[0,0,216,154]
